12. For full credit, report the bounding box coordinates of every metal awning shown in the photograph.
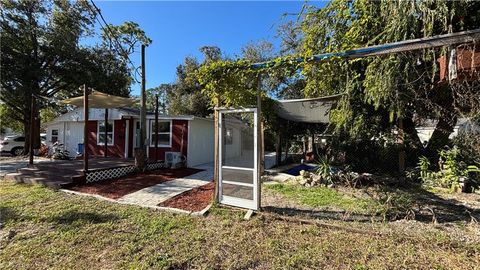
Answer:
[61,90,138,108]
[277,94,342,123]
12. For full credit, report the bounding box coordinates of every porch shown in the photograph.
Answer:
[5,157,135,188]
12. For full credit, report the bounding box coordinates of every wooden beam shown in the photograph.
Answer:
[275,128,282,167]
[213,96,220,202]
[29,94,35,165]
[104,108,108,157]
[256,75,262,210]
[155,94,159,161]
[83,85,89,175]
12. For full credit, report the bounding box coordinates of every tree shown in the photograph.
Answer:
[146,84,170,113]
[165,46,225,117]
[0,0,145,153]
[299,0,480,162]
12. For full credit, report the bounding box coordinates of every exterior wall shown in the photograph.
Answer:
[87,119,126,158]
[64,122,84,155]
[147,119,188,161]
[187,118,214,167]
[46,123,65,144]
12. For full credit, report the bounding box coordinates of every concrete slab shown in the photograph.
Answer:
[117,164,214,207]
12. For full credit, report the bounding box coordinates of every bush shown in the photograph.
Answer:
[417,147,480,192]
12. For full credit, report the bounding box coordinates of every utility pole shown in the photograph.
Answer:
[155,94,159,161]
[136,44,147,170]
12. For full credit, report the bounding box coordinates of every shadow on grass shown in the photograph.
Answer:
[264,184,480,224]
[0,206,20,225]
[45,210,119,225]
[405,187,480,223]
[262,206,384,222]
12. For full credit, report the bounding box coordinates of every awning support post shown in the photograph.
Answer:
[83,84,89,175]
[29,93,35,166]
[104,108,108,158]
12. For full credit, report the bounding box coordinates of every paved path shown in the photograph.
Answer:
[117,164,213,207]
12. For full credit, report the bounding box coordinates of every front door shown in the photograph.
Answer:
[218,108,259,210]
[134,120,141,148]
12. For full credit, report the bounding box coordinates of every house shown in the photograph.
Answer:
[44,108,217,167]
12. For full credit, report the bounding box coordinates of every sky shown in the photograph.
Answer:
[87,1,325,95]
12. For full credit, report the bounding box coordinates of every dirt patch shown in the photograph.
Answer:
[69,168,203,199]
[158,182,214,212]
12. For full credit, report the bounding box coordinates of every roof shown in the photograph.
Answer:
[277,94,342,123]
[44,107,196,126]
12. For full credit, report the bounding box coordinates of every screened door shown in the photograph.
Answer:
[218,108,259,210]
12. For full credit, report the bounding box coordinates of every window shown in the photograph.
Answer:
[14,136,25,142]
[150,120,171,147]
[97,121,114,145]
[51,130,58,143]
[224,128,233,145]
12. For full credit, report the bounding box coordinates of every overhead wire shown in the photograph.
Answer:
[87,0,142,83]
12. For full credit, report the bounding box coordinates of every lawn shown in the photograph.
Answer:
[1,181,479,269]
[265,183,386,214]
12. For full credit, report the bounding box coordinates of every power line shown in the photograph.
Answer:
[88,0,142,83]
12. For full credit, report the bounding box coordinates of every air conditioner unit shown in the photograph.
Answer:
[165,151,186,168]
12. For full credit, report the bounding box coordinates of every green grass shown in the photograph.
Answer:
[265,183,384,214]
[1,181,479,269]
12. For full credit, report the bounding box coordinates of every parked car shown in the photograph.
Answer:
[0,135,26,156]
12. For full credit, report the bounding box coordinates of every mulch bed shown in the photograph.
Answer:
[158,182,214,212]
[68,168,203,199]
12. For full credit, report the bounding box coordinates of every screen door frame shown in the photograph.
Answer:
[218,108,259,210]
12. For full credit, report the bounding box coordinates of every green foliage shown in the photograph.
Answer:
[0,0,139,142]
[0,104,23,133]
[418,147,480,192]
[145,84,170,112]
[418,156,431,181]
[315,156,332,184]
[102,21,152,57]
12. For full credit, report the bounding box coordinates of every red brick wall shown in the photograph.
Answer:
[86,119,126,158]
[148,120,188,161]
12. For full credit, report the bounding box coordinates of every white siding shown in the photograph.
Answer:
[187,118,214,167]
[65,122,84,155]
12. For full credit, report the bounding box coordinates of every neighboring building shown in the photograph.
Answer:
[44,108,217,167]
[416,118,480,144]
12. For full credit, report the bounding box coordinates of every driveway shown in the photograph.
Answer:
[0,157,52,177]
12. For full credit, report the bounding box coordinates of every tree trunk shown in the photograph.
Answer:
[426,113,457,161]
[403,115,423,150]
[23,94,41,155]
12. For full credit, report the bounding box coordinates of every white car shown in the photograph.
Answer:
[0,135,26,156]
